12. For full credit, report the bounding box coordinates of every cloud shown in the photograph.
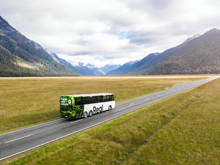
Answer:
[1,0,220,67]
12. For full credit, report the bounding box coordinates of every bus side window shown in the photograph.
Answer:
[106,96,108,101]
[95,96,99,103]
[87,97,90,104]
[77,97,83,105]
[75,97,79,105]
[83,97,88,104]
[82,97,85,104]
[87,97,91,104]
[91,96,96,103]
[97,96,102,102]
[100,96,104,102]
[75,97,78,105]
[89,96,92,104]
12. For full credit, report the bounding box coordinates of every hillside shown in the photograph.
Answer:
[108,29,220,75]
[107,53,159,75]
[0,16,78,76]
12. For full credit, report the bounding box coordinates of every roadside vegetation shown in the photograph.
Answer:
[0,76,205,132]
[4,77,220,165]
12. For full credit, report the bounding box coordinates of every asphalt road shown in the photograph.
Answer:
[0,76,218,161]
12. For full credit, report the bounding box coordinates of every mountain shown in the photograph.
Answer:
[99,64,120,74]
[70,63,105,76]
[46,49,121,76]
[0,16,78,76]
[108,28,220,75]
[45,51,104,76]
[107,54,159,75]
[60,63,120,76]
[47,53,121,76]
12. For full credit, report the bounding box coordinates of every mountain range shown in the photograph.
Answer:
[1,15,220,76]
[108,29,220,75]
[71,64,120,76]
[46,50,120,76]
[0,16,120,76]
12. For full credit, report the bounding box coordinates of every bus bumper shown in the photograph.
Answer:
[61,111,76,119]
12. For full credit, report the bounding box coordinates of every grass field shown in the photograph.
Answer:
[3,77,220,165]
[0,76,206,133]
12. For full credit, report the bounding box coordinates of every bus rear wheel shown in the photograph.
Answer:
[108,105,112,111]
[89,110,93,117]
[83,112,88,118]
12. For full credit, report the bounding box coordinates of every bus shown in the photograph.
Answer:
[60,93,115,119]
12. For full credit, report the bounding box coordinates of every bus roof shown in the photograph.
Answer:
[61,93,114,97]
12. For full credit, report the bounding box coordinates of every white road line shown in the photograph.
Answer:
[0,119,63,138]
[4,134,33,144]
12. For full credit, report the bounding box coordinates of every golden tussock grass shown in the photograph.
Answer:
[0,76,204,132]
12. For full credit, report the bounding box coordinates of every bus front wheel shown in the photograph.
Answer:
[89,110,93,117]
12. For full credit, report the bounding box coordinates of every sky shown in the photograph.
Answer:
[1,0,220,67]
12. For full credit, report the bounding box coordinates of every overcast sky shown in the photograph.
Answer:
[1,0,220,67]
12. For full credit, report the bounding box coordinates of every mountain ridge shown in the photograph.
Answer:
[0,16,78,76]
[108,28,220,75]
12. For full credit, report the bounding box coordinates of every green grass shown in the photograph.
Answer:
[0,76,204,133]
[4,77,220,165]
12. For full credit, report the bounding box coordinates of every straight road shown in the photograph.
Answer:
[0,76,218,161]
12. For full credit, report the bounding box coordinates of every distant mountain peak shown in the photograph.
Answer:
[207,28,220,32]
[184,28,220,44]
[204,28,220,36]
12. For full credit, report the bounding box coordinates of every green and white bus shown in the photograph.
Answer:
[60,93,115,119]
